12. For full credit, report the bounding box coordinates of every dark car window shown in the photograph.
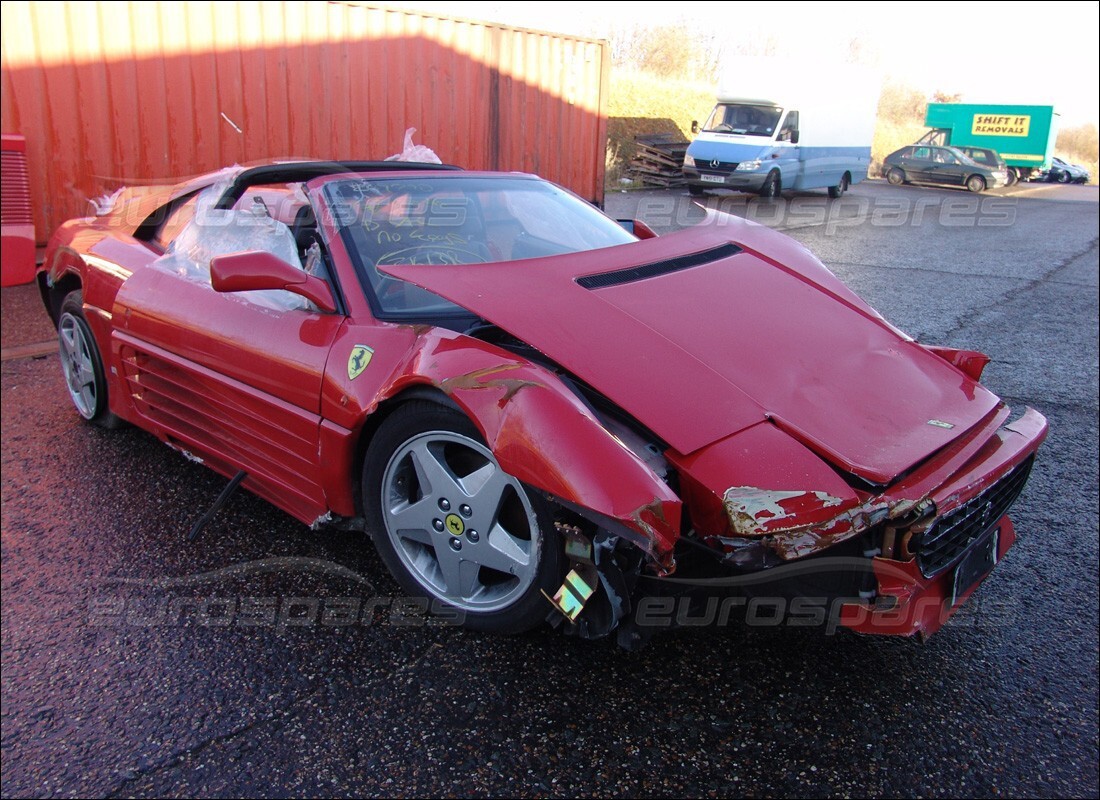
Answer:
[778,111,799,142]
[912,146,931,160]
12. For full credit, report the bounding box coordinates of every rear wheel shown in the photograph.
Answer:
[827,172,850,198]
[886,168,906,186]
[1058,171,1070,184]
[1004,169,1018,187]
[57,291,121,428]
[362,402,564,633]
[758,170,781,199]
[966,175,987,193]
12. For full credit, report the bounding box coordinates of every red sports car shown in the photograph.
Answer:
[40,161,1047,645]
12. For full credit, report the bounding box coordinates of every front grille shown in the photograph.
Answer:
[576,244,742,289]
[917,457,1034,577]
[696,160,740,174]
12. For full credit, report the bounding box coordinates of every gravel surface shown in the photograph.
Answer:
[1,282,53,350]
[2,180,1097,798]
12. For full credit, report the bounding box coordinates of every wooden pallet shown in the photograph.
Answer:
[628,134,690,188]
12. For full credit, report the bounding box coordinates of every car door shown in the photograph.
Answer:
[111,195,344,523]
[929,148,965,186]
[774,109,801,187]
[906,146,936,182]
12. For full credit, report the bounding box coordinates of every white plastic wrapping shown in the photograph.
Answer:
[152,184,311,312]
[89,187,125,216]
[384,127,442,164]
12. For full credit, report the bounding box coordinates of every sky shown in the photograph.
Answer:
[388,0,1100,127]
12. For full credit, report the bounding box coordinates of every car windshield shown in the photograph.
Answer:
[702,103,783,137]
[326,175,637,318]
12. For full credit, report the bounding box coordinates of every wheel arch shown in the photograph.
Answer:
[40,270,83,327]
[347,358,683,566]
[346,384,462,519]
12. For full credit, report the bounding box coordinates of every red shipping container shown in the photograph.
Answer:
[0,1,610,242]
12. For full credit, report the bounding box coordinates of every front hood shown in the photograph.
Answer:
[382,213,1001,484]
[687,136,776,163]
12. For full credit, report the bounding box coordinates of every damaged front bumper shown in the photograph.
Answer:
[714,406,1045,638]
[550,406,1047,645]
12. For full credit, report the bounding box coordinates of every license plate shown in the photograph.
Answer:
[700,174,725,183]
[950,527,999,607]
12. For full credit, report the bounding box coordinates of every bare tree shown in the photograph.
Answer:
[1057,122,1098,157]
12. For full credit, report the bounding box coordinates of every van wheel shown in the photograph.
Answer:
[688,184,706,197]
[759,171,781,199]
[828,173,849,198]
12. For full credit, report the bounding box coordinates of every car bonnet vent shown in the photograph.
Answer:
[576,243,742,289]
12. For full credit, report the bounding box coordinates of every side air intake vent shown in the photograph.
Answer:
[1,134,35,287]
[576,243,742,289]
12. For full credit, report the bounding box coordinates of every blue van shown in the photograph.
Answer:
[683,64,879,199]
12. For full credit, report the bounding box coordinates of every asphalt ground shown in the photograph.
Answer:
[2,179,1097,798]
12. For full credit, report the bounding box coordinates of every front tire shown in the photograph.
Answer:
[362,401,564,634]
[57,291,121,428]
[688,184,706,197]
[758,170,781,199]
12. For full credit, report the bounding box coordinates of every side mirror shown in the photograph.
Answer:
[691,120,699,134]
[790,130,800,144]
[210,250,337,313]
[615,219,659,240]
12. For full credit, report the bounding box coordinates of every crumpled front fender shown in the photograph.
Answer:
[385,333,683,567]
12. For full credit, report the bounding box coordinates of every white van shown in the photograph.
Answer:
[683,60,879,199]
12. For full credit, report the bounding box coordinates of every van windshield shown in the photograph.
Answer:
[702,103,783,137]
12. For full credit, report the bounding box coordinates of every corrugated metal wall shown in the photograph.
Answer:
[1,1,610,241]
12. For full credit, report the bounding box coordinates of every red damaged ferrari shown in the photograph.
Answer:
[40,161,1047,646]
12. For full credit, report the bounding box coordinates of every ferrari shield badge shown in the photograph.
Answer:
[347,345,374,380]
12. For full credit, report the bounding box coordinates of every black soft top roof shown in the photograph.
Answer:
[213,160,462,210]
